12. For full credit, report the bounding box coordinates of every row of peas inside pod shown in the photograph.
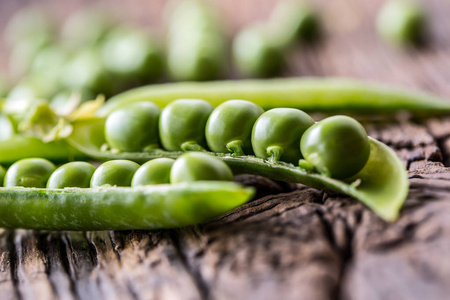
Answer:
[0,153,233,189]
[104,99,371,180]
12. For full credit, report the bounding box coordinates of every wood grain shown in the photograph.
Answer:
[0,0,450,299]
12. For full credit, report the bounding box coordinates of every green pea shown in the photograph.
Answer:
[4,5,54,47]
[105,102,160,152]
[90,160,140,188]
[252,108,314,164]
[60,48,112,96]
[232,25,284,78]
[300,115,370,179]
[0,166,6,187]
[377,0,425,46]
[131,158,175,187]
[159,99,213,151]
[4,158,56,188]
[101,26,163,82]
[170,152,233,183]
[269,0,320,47]
[61,7,115,48]
[206,100,264,155]
[47,162,95,189]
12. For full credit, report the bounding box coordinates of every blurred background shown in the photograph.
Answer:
[0,0,448,106]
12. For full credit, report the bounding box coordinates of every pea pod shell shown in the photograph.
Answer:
[68,118,408,221]
[99,78,450,117]
[0,182,254,230]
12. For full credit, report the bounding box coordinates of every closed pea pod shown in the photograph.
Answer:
[131,158,174,187]
[4,158,56,188]
[252,108,314,164]
[47,162,95,189]
[90,160,140,187]
[159,99,213,151]
[206,100,264,156]
[105,102,160,152]
[300,115,370,179]
[170,152,233,184]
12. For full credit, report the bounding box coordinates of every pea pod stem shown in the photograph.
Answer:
[99,77,450,116]
[226,140,245,156]
[0,182,254,230]
[67,118,409,221]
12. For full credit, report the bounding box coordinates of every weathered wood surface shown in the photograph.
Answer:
[1,0,450,299]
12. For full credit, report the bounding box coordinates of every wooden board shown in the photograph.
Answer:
[1,0,450,299]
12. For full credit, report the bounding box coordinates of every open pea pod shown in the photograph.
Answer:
[0,182,253,231]
[68,118,409,221]
[98,77,450,117]
[0,136,85,165]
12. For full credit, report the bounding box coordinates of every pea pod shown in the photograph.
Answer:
[0,181,253,230]
[67,118,408,221]
[99,78,450,117]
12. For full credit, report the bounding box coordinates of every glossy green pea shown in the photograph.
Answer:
[131,158,175,186]
[252,108,314,164]
[300,115,370,179]
[377,0,425,46]
[232,25,284,78]
[206,100,264,155]
[4,158,56,188]
[47,162,95,189]
[90,160,140,187]
[159,99,213,151]
[105,102,160,152]
[170,152,233,183]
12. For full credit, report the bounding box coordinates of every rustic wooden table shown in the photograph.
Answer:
[1,0,450,299]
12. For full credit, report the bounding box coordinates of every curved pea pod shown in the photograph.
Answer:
[166,0,226,81]
[67,118,409,221]
[98,78,450,117]
[0,182,254,230]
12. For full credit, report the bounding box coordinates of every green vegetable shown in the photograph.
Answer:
[166,0,226,81]
[105,102,160,152]
[377,0,426,46]
[252,108,314,164]
[101,26,163,82]
[159,99,213,151]
[232,25,284,77]
[90,160,140,187]
[0,181,254,230]
[0,136,85,165]
[0,166,6,186]
[4,5,54,47]
[131,158,174,186]
[60,48,112,97]
[61,6,115,47]
[100,78,450,117]
[205,100,264,155]
[47,161,95,189]
[67,117,409,221]
[170,152,233,183]
[4,158,56,188]
[300,116,370,179]
[269,0,320,47]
